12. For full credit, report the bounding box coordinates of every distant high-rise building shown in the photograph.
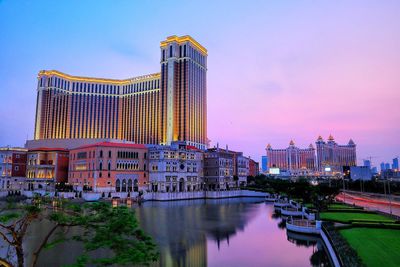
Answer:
[363,159,371,169]
[385,163,391,170]
[33,35,207,149]
[392,157,399,170]
[266,140,316,175]
[371,167,378,174]
[380,162,385,171]
[315,135,356,172]
[350,166,372,181]
[261,155,268,173]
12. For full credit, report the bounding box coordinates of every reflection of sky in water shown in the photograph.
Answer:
[136,198,330,267]
[17,198,330,266]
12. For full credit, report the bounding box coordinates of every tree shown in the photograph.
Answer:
[0,199,40,267]
[0,196,158,267]
[312,184,340,219]
[233,176,239,188]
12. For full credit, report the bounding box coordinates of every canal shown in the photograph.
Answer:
[135,197,331,267]
[22,197,331,266]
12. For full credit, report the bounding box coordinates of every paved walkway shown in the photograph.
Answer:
[336,191,400,217]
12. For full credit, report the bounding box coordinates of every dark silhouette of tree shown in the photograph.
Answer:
[0,196,158,267]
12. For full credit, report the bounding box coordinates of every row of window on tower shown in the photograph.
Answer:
[121,79,159,94]
[41,76,162,96]
[161,44,206,66]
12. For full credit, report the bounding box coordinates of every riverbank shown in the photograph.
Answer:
[280,197,400,267]
[319,202,400,267]
[0,189,267,202]
[276,200,341,267]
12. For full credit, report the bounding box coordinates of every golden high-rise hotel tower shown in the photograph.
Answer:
[34,36,207,149]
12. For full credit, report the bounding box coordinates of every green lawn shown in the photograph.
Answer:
[304,203,360,210]
[328,203,360,210]
[320,212,394,223]
[340,228,400,267]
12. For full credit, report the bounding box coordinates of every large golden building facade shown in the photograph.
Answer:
[34,35,207,149]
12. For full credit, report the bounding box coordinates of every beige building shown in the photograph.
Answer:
[26,148,69,190]
[148,141,204,193]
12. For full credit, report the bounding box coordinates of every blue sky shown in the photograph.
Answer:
[1,0,399,165]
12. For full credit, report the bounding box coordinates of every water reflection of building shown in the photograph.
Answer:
[135,198,258,267]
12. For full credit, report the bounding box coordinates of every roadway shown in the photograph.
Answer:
[336,191,400,217]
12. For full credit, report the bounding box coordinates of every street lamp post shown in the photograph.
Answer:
[388,178,392,215]
[342,175,346,203]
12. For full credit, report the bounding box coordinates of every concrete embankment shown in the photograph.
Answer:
[144,190,266,201]
[4,190,266,202]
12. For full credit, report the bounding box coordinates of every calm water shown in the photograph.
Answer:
[135,198,331,267]
[22,198,331,267]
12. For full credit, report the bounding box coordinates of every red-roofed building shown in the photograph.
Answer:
[0,147,28,190]
[68,142,149,192]
[249,159,259,177]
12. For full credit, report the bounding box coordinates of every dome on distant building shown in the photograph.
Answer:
[348,139,355,145]
[309,143,314,149]
[328,134,335,141]
[266,143,272,149]
[289,140,295,146]
[316,135,324,142]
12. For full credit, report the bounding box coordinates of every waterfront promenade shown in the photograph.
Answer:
[0,189,267,202]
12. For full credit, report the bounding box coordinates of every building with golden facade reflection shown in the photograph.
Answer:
[33,35,207,150]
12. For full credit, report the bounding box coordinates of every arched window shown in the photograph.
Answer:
[100,150,103,158]
[99,162,103,170]
[128,179,132,192]
[133,179,138,192]
[122,179,127,192]
[179,178,185,192]
[116,179,121,192]
[108,162,111,171]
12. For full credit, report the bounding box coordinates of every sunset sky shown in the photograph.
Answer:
[0,0,399,166]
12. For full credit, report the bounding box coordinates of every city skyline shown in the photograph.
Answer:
[1,1,399,165]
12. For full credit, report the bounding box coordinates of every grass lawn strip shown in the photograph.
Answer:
[320,212,394,223]
[328,203,362,210]
[340,228,400,267]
